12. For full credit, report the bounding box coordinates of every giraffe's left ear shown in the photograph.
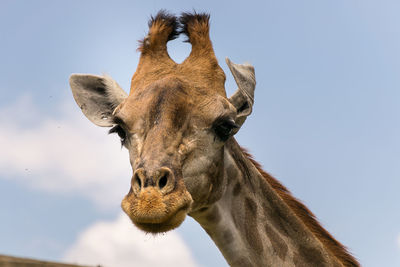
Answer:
[69,74,128,127]
[226,58,256,129]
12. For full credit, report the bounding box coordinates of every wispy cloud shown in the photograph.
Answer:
[0,95,131,209]
[0,96,200,266]
[63,213,198,267]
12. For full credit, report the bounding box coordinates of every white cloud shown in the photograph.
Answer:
[0,95,131,209]
[0,96,200,266]
[63,213,198,267]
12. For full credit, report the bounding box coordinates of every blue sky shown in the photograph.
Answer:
[0,1,399,266]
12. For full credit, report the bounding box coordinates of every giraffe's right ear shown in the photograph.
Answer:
[69,74,128,127]
[226,58,256,129]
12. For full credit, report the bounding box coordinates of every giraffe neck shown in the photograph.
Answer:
[190,138,355,267]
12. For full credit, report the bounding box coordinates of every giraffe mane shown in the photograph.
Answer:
[239,147,360,267]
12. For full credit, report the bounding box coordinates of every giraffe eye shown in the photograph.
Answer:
[109,125,127,145]
[213,118,238,141]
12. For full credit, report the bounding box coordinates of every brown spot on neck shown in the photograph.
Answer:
[222,229,234,244]
[233,257,253,267]
[264,223,288,261]
[205,207,221,223]
[243,197,264,255]
[293,244,328,267]
[232,182,241,196]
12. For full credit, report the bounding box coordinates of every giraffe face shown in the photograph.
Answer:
[69,11,255,234]
[116,77,238,233]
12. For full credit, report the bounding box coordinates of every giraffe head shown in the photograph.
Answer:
[69,11,255,233]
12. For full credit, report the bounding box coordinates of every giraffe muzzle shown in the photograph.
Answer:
[121,166,193,233]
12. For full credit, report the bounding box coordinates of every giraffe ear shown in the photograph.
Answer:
[226,58,256,128]
[69,74,128,127]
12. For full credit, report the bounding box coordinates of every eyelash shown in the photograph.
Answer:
[109,125,127,145]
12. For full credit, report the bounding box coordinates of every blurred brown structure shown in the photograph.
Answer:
[0,255,97,267]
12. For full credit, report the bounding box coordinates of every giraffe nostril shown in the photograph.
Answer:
[131,169,146,193]
[132,171,143,191]
[158,174,168,189]
[136,176,142,189]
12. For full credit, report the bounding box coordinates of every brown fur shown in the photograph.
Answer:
[240,147,360,267]
[244,197,264,255]
[122,179,192,233]
[264,222,289,260]
[131,11,225,97]
[138,10,179,53]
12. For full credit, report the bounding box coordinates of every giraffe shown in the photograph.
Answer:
[69,11,360,267]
